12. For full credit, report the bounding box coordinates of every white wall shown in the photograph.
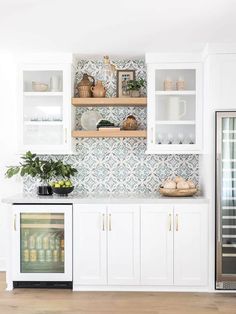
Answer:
[0,54,22,269]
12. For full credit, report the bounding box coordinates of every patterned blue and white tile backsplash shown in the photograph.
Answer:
[23,59,199,195]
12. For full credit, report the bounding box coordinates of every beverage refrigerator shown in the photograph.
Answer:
[216,111,236,289]
[11,204,72,288]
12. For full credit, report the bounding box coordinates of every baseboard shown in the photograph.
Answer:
[0,258,6,271]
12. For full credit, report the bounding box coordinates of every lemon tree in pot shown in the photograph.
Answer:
[5,151,77,196]
[127,78,146,97]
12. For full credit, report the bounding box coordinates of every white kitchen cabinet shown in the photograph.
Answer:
[73,204,140,286]
[174,204,208,286]
[18,62,72,154]
[141,205,173,285]
[107,205,140,285]
[73,205,107,285]
[140,204,208,286]
[146,54,203,154]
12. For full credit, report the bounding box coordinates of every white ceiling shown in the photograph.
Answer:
[0,0,236,55]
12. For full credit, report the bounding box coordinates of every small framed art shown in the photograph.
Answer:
[116,69,135,97]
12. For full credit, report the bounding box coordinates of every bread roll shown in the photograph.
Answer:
[177,181,190,189]
[174,176,184,183]
[163,180,176,189]
[186,180,195,188]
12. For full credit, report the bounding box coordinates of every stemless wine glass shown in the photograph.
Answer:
[189,133,194,144]
[177,133,184,144]
[157,133,163,144]
[167,133,173,144]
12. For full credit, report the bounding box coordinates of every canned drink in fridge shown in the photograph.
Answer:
[23,249,29,262]
[28,235,36,249]
[61,249,64,263]
[36,234,43,250]
[30,249,37,262]
[45,249,52,262]
[55,236,60,250]
[60,239,64,249]
[49,234,55,250]
[53,249,59,262]
[38,250,45,263]
[43,234,49,250]
[22,230,29,249]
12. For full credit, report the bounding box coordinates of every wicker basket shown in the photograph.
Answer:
[159,187,197,197]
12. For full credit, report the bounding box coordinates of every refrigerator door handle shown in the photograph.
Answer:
[216,153,222,243]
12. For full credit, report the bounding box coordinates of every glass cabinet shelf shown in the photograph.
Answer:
[155,91,196,95]
[23,92,63,96]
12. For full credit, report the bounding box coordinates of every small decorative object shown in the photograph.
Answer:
[81,111,103,130]
[91,80,106,98]
[75,73,95,98]
[126,78,146,97]
[176,77,185,90]
[116,69,135,97]
[122,115,138,130]
[159,176,197,197]
[100,56,116,81]
[163,180,176,189]
[5,151,77,196]
[32,82,48,92]
[50,76,61,92]
[97,119,115,129]
[163,78,173,91]
[50,180,74,196]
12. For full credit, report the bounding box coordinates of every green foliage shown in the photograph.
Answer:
[127,78,146,91]
[5,151,77,184]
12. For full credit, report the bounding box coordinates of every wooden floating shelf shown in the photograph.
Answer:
[71,97,147,107]
[72,130,147,138]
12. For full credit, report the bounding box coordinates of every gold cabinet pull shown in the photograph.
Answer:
[175,214,179,231]
[109,214,111,231]
[168,213,172,231]
[102,214,105,231]
[14,214,16,231]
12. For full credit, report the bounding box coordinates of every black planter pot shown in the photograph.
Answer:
[37,185,53,196]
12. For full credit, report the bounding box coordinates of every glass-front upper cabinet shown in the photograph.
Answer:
[146,55,203,154]
[18,63,72,154]
[12,204,72,283]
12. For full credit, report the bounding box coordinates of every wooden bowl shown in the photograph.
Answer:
[159,187,197,197]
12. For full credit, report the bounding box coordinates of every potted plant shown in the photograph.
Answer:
[5,151,77,196]
[126,78,146,97]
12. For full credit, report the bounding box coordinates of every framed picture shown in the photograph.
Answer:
[116,70,135,97]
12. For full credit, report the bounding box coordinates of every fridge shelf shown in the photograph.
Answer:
[21,224,64,229]
[21,214,64,220]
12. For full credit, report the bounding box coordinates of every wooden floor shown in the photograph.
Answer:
[0,273,236,314]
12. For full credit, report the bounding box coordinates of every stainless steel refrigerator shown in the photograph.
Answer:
[216,111,236,289]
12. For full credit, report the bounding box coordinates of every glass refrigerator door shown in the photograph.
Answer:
[20,213,65,273]
[217,112,236,285]
[12,204,72,282]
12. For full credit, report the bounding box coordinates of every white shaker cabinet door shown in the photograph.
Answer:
[174,204,208,286]
[141,205,173,285]
[107,205,140,285]
[73,204,107,285]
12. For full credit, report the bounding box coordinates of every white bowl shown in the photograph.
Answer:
[32,81,48,92]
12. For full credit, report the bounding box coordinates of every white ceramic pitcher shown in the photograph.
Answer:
[167,97,187,120]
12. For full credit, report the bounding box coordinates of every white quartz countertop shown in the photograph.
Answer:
[2,194,209,204]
